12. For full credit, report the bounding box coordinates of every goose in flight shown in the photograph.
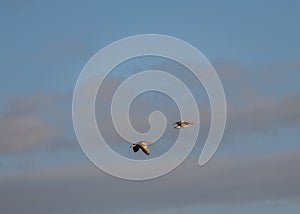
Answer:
[173,120,195,129]
[130,141,155,156]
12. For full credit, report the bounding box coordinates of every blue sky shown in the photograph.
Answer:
[1,0,300,96]
[0,0,300,213]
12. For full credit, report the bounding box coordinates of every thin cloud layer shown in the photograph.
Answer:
[1,152,299,214]
[1,60,300,155]
[0,93,74,154]
[227,93,300,135]
[0,114,54,153]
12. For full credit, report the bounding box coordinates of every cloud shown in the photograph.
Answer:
[1,58,299,156]
[0,152,299,214]
[5,93,58,116]
[227,93,300,136]
[208,60,300,139]
[0,114,54,153]
[0,93,75,154]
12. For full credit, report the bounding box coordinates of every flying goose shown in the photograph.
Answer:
[130,141,155,156]
[173,120,195,129]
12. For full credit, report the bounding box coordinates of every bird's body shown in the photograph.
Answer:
[173,120,195,129]
[130,141,155,155]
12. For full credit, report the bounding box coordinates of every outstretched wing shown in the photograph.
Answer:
[139,142,151,155]
[182,121,195,125]
[140,146,150,155]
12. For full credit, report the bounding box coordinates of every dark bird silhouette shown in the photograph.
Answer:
[130,141,155,155]
[172,120,195,129]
